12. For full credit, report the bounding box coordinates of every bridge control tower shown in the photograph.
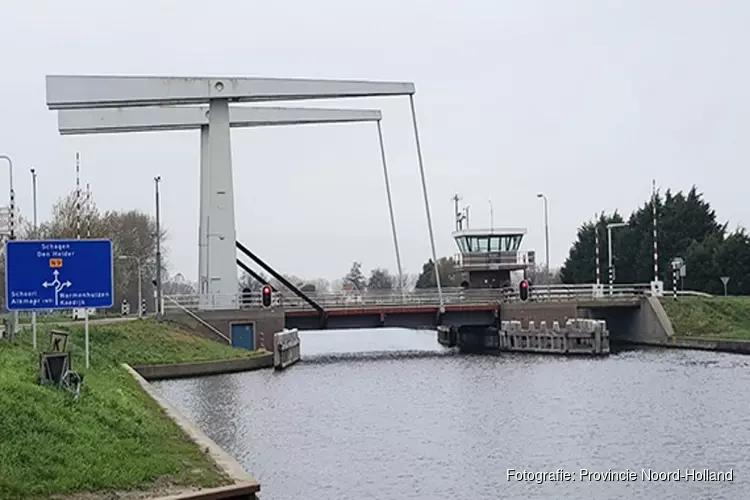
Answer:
[451,195,534,289]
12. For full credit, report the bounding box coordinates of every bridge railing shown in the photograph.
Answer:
[517,283,652,302]
[163,283,673,312]
[163,292,256,312]
[162,283,713,312]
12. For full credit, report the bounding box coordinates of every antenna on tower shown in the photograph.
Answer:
[451,193,466,231]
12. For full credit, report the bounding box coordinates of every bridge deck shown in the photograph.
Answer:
[165,283,701,327]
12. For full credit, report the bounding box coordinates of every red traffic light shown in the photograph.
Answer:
[519,279,530,301]
[261,285,273,308]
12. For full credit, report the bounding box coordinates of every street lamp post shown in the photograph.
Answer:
[0,155,16,337]
[119,255,143,318]
[536,193,550,291]
[154,176,163,317]
[606,222,627,295]
[30,168,39,348]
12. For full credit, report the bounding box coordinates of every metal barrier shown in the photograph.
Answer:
[163,295,230,343]
[163,284,711,312]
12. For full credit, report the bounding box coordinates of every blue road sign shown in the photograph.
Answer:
[6,239,114,311]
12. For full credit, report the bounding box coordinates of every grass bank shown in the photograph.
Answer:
[0,319,263,500]
[661,296,750,340]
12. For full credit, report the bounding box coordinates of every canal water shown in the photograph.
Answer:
[153,328,750,500]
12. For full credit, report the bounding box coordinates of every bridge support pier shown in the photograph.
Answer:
[201,99,238,310]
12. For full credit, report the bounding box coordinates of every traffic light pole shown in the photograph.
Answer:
[607,225,614,296]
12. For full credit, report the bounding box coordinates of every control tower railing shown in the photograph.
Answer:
[454,251,531,270]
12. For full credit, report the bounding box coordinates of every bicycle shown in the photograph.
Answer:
[59,369,84,401]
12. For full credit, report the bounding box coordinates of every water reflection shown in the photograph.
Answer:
[154,329,750,500]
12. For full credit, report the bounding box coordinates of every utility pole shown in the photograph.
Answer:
[154,176,163,317]
[536,193,550,284]
[592,215,604,298]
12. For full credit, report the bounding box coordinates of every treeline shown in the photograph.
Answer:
[241,262,417,294]
[0,189,170,311]
[560,186,750,295]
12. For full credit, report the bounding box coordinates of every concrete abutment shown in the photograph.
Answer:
[165,308,284,351]
[581,297,674,345]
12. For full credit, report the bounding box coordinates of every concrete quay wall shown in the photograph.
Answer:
[132,354,273,381]
[123,364,260,499]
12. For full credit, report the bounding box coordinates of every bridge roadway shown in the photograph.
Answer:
[166,284,663,330]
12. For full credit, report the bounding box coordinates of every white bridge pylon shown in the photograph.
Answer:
[46,75,434,310]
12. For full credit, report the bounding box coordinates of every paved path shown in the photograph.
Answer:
[17,315,147,327]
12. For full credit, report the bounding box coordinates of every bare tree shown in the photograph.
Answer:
[239,271,269,292]
[396,272,418,292]
[526,264,562,285]
[330,278,344,293]
[309,278,331,293]
[37,189,105,240]
[163,272,196,295]
[27,188,168,312]
[101,210,167,311]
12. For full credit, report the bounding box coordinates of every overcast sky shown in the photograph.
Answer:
[1,1,748,282]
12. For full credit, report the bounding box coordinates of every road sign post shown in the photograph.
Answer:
[6,239,114,368]
[720,276,730,296]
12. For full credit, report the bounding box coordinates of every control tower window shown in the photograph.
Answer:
[455,237,469,253]
[513,235,522,251]
[489,236,501,252]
